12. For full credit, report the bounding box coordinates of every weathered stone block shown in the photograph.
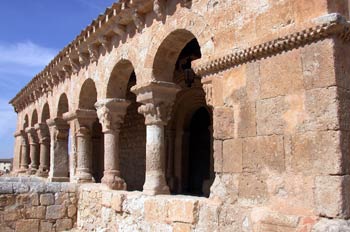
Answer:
[55,192,69,205]
[299,87,338,132]
[101,191,112,208]
[40,221,53,232]
[243,135,285,172]
[222,139,242,173]
[173,223,192,232]
[238,173,268,202]
[3,209,20,221]
[290,130,343,175]
[40,194,54,206]
[167,198,198,224]
[301,39,335,89]
[144,198,168,223]
[60,183,77,193]
[293,0,328,23]
[260,46,303,99]
[45,183,61,193]
[0,183,13,194]
[15,219,39,232]
[237,102,257,138]
[24,206,46,219]
[257,96,286,136]
[0,195,15,207]
[67,205,77,218]
[210,174,239,204]
[46,205,66,219]
[56,218,72,231]
[13,183,29,194]
[111,193,124,212]
[213,107,234,139]
[16,193,39,206]
[213,139,223,173]
[315,175,350,218]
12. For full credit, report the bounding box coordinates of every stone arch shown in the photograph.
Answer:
[152,29,201,82]
[31,110,38,127]
[57,93,69,117]
[79,79,98,110]
[106,59,135,99]
[41,103,50,123]
[144,10,213,82]
[23,114,29,129]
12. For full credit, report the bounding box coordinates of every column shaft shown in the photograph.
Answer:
[101,130,126,189]
[76,127,94,182]
[48,118,70,182]
[19,133,29,172]
[143,124,169,195]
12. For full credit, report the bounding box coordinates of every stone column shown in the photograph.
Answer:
[166,129,176,191]
[13,131,23,172]
[73,109,97,183]
[35,123,50,177]
[47,118,70,182]
[95,98,130,190]
[25,127,39,174]
[17,130,29,173]
[132,81,180,195]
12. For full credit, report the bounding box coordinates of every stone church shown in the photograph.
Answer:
[1,0,350,231]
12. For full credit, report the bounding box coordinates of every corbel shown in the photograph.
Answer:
[88,43,100,62]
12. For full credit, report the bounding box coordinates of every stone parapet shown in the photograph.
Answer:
[0,179,78,231]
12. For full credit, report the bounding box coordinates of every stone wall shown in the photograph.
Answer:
[77,184,350,232]
[119,89,146,191]
[0,178,78,232]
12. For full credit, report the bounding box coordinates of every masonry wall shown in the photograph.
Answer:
[0,179,78,232]
[119,91,146,191]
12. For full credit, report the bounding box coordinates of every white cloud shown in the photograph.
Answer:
[0,41,57,67]
[0,41,57,158]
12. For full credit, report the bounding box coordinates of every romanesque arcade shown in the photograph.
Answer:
[10,1,215,197]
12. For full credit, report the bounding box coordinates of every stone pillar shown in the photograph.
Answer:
[166,129,176,191]
[17,130,29,173]
[35,123,50,177]
[13,131,22,172]
[47,118,70,182]
[95,98,130,190]
[132,81,180,195]
[72,109,97,183]
[25,127,39,174]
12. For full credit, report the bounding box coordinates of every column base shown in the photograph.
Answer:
[143,173,170,195]
[143,186,170,195]
[76,169,95,183]
[101,171,126,190]
[48,177,70,182]
[17,168,28,174]
[27,168,38,175]
[36,169,49,177]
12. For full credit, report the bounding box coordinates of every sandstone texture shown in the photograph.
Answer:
[4,0,350,231]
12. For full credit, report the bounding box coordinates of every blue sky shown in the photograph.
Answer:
[0,0,116,158]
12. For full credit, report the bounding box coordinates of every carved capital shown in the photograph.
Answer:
[25,127,39,144]
[95,98,130,133]
[47,118,69,141]
[76,126,90,137]
[34,123,50,143]
[131,81,180,125]
[138,102,174,125]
